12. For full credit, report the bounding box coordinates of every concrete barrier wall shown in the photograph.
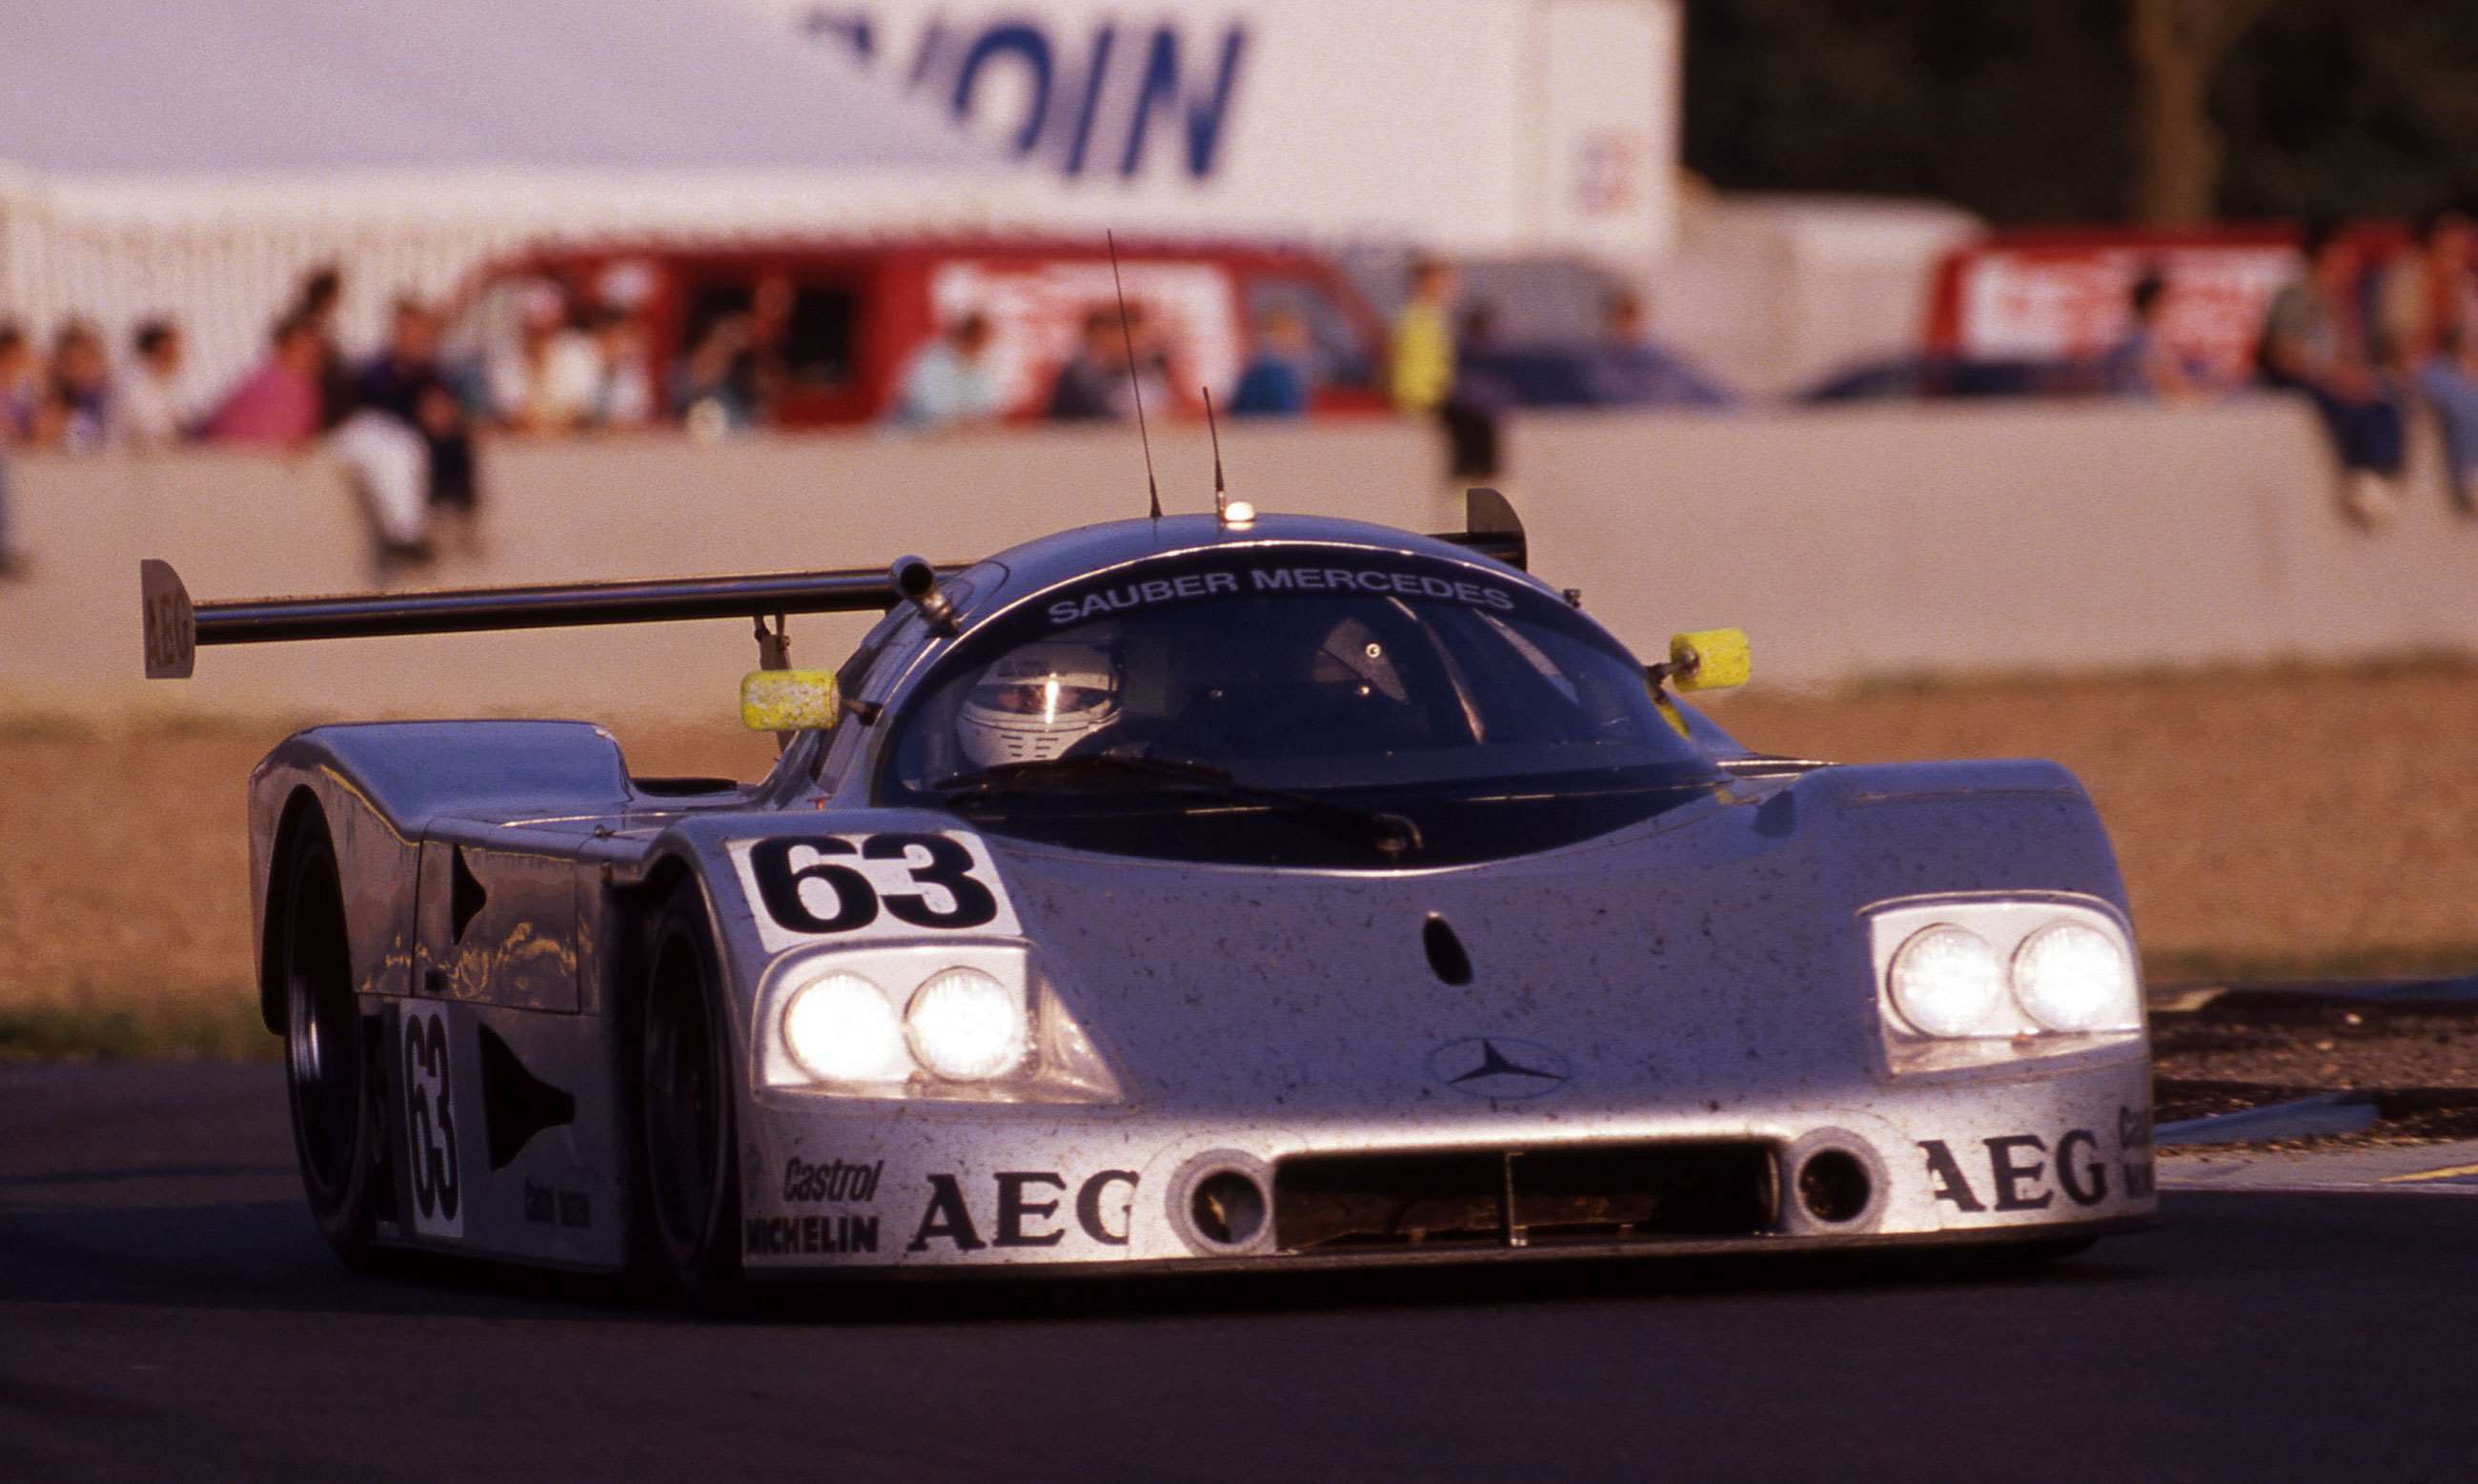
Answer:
[3,399,2471,723]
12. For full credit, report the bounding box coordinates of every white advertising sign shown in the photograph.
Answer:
[732,0,1679,264]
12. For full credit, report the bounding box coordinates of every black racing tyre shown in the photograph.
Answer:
[277,813,379,1269]
[628,882,743,1305]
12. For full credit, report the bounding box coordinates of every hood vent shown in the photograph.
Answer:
[1423,913,1473,986]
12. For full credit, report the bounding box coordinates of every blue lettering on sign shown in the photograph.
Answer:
[799,9,1249,183]
[1120,25,1247,179]
[951,23,1052,155]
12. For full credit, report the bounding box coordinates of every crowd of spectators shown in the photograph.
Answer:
[0,264,676,575]
[8,220,2467,579]
[2246,209,2478,526]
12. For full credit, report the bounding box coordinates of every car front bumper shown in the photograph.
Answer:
[734,1054,2157,1276]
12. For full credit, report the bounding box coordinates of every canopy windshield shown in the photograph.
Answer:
[881,548,1716,866]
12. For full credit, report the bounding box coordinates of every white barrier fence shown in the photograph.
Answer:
[3,399,2472,723]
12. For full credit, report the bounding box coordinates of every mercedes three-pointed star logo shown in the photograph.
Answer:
[1427,1036,1574,1100]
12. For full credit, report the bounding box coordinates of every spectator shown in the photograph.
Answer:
[1444,303,1507,481]
[2418,325,2478,517]
[294,265,358,432]
[44,321,112,453]
[0,323,41,442]
[1046,309,1129,421]
[1587,290,1738,408]
[203,315,327,447]
[1120,300,1174,415]
[884,312,1002,432]
[0,323,28,579]
[589,306,656,428]
[488,282,602,433]
[1390,255,1456,417]
[674,313,760,439]
[2258,219,2406,527]
[740,273,800,428]
[591,261,660,429]
[2376,207,2476,373]
[1390,255,1499,483]
[2098,270,2198,399]
[1230,304,1313,417]
[359,298,480,549]
[112,319,188,447]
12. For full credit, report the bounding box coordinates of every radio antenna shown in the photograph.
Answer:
[1203,386,1228,518]
[1107,232,1163,520]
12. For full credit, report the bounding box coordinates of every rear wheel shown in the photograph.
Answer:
[629,883,742,1304]
[277,815,379,1268]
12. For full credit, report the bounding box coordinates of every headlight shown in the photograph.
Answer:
[759,944,1124,1104]
[906,966,1030,1081]
[2012,921,2140,1032]
[1867,896,2145,1074]
[781,971,907,1083]
[1887,924,2005,1037]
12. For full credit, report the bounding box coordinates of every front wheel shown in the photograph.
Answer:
[277,813,379,1268]
[629,883,742,1304]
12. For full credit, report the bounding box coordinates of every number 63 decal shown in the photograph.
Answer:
[732,832,1021,950]
[400,1004,463,1239]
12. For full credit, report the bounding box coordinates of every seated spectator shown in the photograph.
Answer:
[1584,291,1736,408]
[1230,305,1313,417]
[112,319,189,447]
[2098,270,2200,398]
[488,282,602,434]
[202,315,325,447]
[360,298,480,550]
[2418,326,2478,518]
[2258,218,2406,527]
[44,321,112,453]
[2376,207,2475,374]
[294,265,357,432]
[884,312,1002,432]
[1046,309,1129,421]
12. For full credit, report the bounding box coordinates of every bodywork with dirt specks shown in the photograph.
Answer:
[237,511,2155,1277]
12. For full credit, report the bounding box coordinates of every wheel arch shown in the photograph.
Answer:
[259,785,334,1035]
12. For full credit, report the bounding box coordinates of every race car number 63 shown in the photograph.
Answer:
[751,834,998,934]
[402,1005,462,1235]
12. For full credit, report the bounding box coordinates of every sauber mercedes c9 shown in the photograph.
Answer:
[141,490,2153,1299]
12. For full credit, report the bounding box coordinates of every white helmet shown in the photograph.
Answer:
[956,641,1121,766]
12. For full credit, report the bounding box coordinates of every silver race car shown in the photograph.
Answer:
[142,490,2154,1296]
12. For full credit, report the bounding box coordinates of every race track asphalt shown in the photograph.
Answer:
[5,1061,2475,1481]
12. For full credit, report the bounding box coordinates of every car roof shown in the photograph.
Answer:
[952,511,1553,627]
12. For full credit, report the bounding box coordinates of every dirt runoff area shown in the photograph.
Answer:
[3,661,2476,1058]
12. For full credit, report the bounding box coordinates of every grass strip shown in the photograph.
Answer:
[0,995,275,1063]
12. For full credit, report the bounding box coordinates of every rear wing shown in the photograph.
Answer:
[141,489,1528,678]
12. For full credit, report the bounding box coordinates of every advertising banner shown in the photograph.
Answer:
[738,0,1680,263]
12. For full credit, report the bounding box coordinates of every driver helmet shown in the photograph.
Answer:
[956,641,1121,766]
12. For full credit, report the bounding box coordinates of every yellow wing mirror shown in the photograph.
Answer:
[1662,628,1750,693]
[741,669,843,733]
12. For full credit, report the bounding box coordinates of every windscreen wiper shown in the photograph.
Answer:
[929,751,1425,859]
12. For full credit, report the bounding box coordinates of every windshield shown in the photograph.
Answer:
[879,548,1717,865]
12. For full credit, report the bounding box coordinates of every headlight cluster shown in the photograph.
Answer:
[762,944,1120,1104]
[1871,899,2143,1066]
